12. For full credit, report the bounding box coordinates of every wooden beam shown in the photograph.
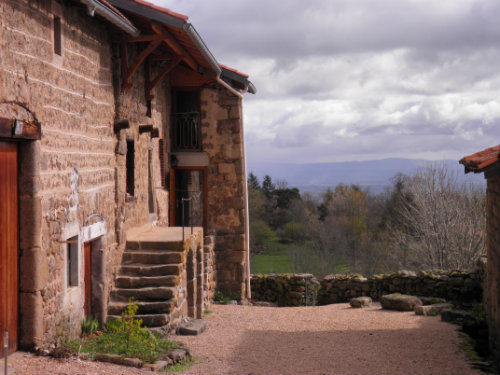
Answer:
[121,38,163,90]
[126,34,163,43]
[151,22,198,71]
[114,119,130,132]
[151,128,160,138]
[139,125,154,134]
[0,117,41,140]
[145,55,183,100]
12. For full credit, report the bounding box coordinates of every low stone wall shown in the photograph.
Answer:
[250,274,320,306]
[318,270,482,306]
[251,270,482,308]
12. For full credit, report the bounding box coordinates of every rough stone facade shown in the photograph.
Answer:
[200,87,248,299]
[485,175,500,367]
[0,0,252,349]
[251,270,482,308]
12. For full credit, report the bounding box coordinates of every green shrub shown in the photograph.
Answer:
[69,299,180,363]
[82,316,99,335]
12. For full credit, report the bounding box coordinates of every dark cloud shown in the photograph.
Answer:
[156,0,499,164]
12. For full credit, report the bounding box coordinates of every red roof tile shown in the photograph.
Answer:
[101,0,134,25]
[220,64,249,78]
[130,0,189,21]
[459,145,500,173]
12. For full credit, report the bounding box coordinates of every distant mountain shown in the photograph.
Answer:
[247,158,485,194]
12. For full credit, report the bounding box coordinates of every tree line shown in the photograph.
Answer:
[248,164,486,277]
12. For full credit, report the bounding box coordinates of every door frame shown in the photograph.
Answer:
[169,166,207,230]
[0,141,18,354]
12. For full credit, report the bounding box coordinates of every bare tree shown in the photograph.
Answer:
[392,164,485,270]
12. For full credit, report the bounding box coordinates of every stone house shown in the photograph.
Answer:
[460,145,500,368]
[0,0,254,352]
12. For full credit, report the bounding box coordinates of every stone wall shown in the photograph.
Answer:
[250,274,320,306]
[318,270,482,306]
[201,87,248,299]
[485,175,500,368]
[251,270,482,308]
[0,0,117,347]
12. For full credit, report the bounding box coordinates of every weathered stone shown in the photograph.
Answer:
[414,303,453,316]
[419,296,447,305]
[166,349,188,363]
[380,293,422,311]
[350,296,372,308]
[19,292,44,349]
[123,357,143,368]
[178,319,207,335]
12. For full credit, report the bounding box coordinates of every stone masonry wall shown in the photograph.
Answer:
[200,86,248,299]
[318,270,482,306]
[0,0,118,347]
[251,270,482,308]
[251,274,320,306]
[485,175,500,368]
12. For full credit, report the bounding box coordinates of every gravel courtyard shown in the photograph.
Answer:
[7,303,480,375]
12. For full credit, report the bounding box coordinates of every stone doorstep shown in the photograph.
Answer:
[177,319,207,336]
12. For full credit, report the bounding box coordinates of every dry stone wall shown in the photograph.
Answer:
[485,175,500,368]
[200,87,248,299]
[250,274,320,306]
[251,270,482,308]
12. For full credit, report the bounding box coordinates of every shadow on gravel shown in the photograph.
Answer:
[227,328,477,375]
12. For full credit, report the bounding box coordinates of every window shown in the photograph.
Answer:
[53,16,62,56]
[159,139,166,188]
[126,140,135,197]
[172,90,201,151]
[67,236,79,287]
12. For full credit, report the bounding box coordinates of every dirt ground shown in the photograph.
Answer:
[5,303,481,375]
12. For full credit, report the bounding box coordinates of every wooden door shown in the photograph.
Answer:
[0,142,18,354]
[84,242,91,318]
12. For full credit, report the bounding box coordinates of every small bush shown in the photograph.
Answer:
[69,299,180,363]
[82,316,99,335]
[213,289,231,304]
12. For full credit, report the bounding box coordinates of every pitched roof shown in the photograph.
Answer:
[459,145,500,173]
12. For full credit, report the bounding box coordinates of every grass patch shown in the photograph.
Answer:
[164,356,198,372]
[203,309,212,315]
[250,252,294,274]
[67,300,182,364]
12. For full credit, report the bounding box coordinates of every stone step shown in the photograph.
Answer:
[110,287,175,302]
[122,251,184,265]
[120,263,182,277]
[115,275,180,288]
[107,313,170,327]
[127,240,184,252]
[108,300,175,315]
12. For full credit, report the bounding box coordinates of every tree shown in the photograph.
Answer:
[247,172,260,191]
[391,164,486,270]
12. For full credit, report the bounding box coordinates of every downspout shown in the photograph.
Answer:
[81,0,140,36]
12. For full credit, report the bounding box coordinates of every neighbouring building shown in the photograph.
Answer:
[0,0,255,352]
[460,145,500,368]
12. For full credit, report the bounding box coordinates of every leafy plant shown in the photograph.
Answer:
[213,289,231,304]
[82,316,99,335]
[69,299,181,363]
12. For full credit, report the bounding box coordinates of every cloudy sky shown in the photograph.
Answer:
[156,0,499,164]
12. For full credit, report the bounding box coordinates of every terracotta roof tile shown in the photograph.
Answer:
[220,64,249,78]
[459,144,500,173]
[101,0,134,25]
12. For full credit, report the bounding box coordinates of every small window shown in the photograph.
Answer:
[126,140,135,196]
[53,16,62,56]
[67,236,79,287]
[159,139,166,188]
[146,100,152,118]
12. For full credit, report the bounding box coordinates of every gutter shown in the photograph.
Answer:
[81,0,140,36]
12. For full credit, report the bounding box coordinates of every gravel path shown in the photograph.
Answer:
[7,303,480,375]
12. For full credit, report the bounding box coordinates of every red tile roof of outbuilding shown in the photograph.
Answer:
[129,0,189,21]
[459,145,500,173]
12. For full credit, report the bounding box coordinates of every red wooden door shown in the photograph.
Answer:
[84,242,91,318]
[0,142,18,354]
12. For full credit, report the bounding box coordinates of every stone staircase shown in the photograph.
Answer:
[107,239,186,328]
